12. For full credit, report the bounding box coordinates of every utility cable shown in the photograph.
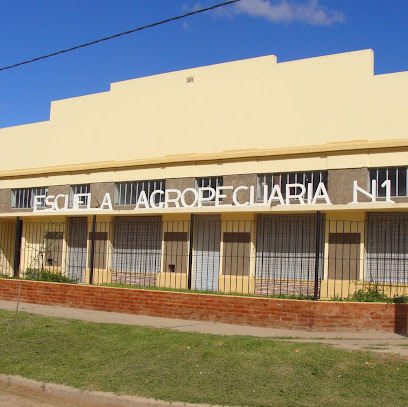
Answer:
[0,0,241,72]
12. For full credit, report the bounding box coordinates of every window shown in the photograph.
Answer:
[114,180,165,206]
[369,167,407,197]
[195,176,223,202]
[257,171,328,201]
[11,187,48,209]
[70,184,90,207]
[366,213,408,283]
[255,214,325,296]
[112,216,162,273]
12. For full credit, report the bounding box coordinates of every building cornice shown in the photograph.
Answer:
[1,138,408,180]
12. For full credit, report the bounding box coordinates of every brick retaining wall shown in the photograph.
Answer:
[0,279,407,332]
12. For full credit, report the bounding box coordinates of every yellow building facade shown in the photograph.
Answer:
[0,49,407,299]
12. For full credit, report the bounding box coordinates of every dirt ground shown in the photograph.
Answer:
[0,382,106,407]
[0,381,140,407]
[0,377,195,407]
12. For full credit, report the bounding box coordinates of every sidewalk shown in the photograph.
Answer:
[1,299,407,355]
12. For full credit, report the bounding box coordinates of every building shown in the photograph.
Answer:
[0,49,407,299]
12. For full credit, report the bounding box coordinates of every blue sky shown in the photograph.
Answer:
[1,0,407,128]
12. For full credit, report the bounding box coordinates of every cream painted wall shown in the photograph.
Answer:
[2,148,408,190]
[1,50,408,176]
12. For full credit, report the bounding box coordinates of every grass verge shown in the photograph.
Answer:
[0,309,407,407]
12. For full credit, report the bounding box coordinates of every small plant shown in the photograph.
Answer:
[392,295,408,304]
[0,273,12,279]
[24,268,76,284]
[350,283,389,302]
[348,282,408,303]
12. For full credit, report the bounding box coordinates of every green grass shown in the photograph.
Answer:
[100,282,314,300]
[0,310,407,407]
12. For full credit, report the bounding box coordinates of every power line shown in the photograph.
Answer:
[0,0,241,72]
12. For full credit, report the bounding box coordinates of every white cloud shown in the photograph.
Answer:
[182,0,344,26]
[230,0,344,26]
[182,2,203,13]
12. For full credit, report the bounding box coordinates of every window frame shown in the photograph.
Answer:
[369,167,408,198]
[11,187,48,209]
[69,184,90,207]
[195,176,224,203]
[256,171,328,201]
[114,180,166,206]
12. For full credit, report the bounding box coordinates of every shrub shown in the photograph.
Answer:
[24,268,76,284]
[392,295,408,304]
[350,283,389,302]
[350,283,408,303]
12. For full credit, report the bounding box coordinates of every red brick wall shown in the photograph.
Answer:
[0,279,406,333]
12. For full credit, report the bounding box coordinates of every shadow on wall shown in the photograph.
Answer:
[395,304,408,335]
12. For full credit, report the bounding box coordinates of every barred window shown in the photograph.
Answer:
[366,213,408,283]
[112,216,162,274]
[257,171,328,201]
[11,187,48,209]
[70,184,90,207]
[255,214,325,282]
[114,180,165,206]
[195,177,223,201]
[369,167,407,197]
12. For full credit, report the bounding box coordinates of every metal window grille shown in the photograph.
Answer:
[369,167,408,197]
[255,214,325,296]
[256,171,328,201]
[67,217,87,282]
[366,213,408,284]
[70,184,90,207]
[193,215,221,291]
[111,216,162,275]
[11,187,48,209]
[3,215,408,298]
[114,180,165,206]
[195,177,223,201]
